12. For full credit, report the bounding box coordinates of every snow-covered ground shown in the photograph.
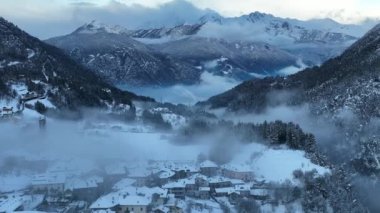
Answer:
[0,115,329,193]
[0,175,32,192]
[232,143,329,183]
[25,98,55,109]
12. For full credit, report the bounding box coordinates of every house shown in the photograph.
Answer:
[171,164,199,179]
[234,184,251,197]
[163,174,210,198]
[31,174,65,194]
[157,169,176,185]
[184,181,198,198]
[92,210,116,213]
[199,160,219,177]
[151,188,169,206]
[90,193,121,211]
[1,107,13,118]
[198,187,210,199]
[152,205,170,213]
[162,182,186,199]
[207,177,232,189]
[228,192,242,205]
[164,195,185,213]
[250,189,269,200]
[116,195,150,213]
[64,177,101,202]
[214,187,236,197]
[112,178,136,191]
[221,164,254,181]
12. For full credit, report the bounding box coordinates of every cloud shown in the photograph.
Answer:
[191,0,380,23]
[0,0,211,39]
[121,72,240,105]
[1,0,379,39]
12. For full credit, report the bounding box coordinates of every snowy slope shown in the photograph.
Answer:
[130,11,375,66]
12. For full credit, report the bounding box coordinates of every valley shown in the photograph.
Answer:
[0,1,380,212]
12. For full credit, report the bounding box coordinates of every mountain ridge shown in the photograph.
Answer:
[46,28,201,86]
[199,23,380,120]
[0,17,153,111]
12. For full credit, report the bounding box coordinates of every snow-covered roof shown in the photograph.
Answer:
[199,187,211,192]
[65,178,98,190]
[215,187,237,195]
[163,173,210,189]
[152,161,198,172]
[230,179,245,185]
[153,205,170,213]
[0,197,23,212]
[91,186,166,209]
[92,210,115,213]
[118,195,150,206]
[90,193,121,209]
[31,173,65,185]
[172,164,199,172]
[200,160,218,168]
[9,211,47,213]
[234,184,251,191]
[162,181,187,189]
[188,173,209,181]
[207,176,232,184]
[119,186,168,199]
[112,178,136,190]
[158,170,176,179]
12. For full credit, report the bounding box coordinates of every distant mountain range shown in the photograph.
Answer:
[200,23,380,120]
[44,11,375,87]
[129,11,370,65]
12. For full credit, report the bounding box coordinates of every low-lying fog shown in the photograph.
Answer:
[0,110,328,193]
[119,72,239,105]
[119,67,305,105]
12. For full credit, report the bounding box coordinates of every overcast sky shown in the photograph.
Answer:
[0,0,379,39]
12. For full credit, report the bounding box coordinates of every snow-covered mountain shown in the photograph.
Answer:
[129,11,373,66]
[47,20,301,84]
[150,37,298,77]
[200,23,380,120]
[0,17,152,112]
[42,11,377,88]
[72,20,131,35]
[198,23,380,212]
[46,21,201,86]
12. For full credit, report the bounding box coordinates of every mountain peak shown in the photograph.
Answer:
[198,12,224,24]
[368,23,380,33]
[245,11,274,22]
[73,20,129,35]
[0,16,23,34]
[345,23,380,55]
